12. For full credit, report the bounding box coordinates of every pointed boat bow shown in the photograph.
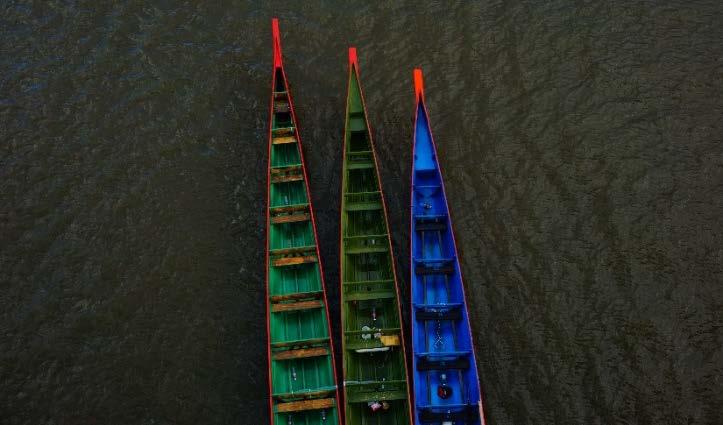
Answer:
[413,68,425,103]
[271,18,283,67]
[348,47,358,70]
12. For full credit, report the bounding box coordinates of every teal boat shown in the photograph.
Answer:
[265,18,341,425]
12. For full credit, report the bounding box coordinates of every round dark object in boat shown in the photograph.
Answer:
[437,384,453,399]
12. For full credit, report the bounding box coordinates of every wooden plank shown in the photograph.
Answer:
[271,246,315,256]
[270,204,308,214]
[270,337,329,350]
[274,388,335,402]
[273,347,328,361]
[271,165,301,174]
[380,335,400,346]
[271,299,323,313]
[273,256,317,267]
[270,291,322,303]
[272,135,296,144]
[271,173,303,184]
[272,127,294,136]
[276,398,335,413]
[271,213,309,224]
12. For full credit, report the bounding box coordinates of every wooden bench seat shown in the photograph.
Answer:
[272,347,328,361]
[272,127,294,137]
[273,255,317,267]
[271,299,323,313]
[270,337,329,350]
[270,291,322,303]
[271,212,310,224]
[271,173,304,184]
[276,397,335,413]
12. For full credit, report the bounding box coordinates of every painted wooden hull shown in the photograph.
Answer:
[339,48,413,425]
[409,70,486,424]
[265,19,341,425]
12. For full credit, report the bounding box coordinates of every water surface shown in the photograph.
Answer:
[1,1,721,424]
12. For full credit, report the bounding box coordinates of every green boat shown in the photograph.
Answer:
[265,19,341,425]
[339,47,413,425]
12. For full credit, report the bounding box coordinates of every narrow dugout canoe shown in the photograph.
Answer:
[265,18,341,425]
[338,48,413,425]
[409,70,486,424]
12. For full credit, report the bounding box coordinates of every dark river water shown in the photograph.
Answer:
[2,1,722,424]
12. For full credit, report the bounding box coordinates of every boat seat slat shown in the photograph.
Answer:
[270,164,302,174]
[273,387,335,401]
[344,291,395,301]
[419,405,480,423]
[344,202,382,212]
[272,255,317,267]
[415,307,461,321]
[270,337,329,350]
[347,161,374,170]
[272,126,294,135]
[270,245,316,256]
[272,135,296,145]
[270,291,322,303]
[275,397,335,413]
[271,173,304,184]
[416,352,470,371]
[343,279,395,301]
[272,346,328,361]
[271,299,323,313]
[415,220,447,232]
[270,204,309,214]
[415,264,455,275]
[271,212,310,224]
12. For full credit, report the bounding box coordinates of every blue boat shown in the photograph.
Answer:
[410,69,486,425]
